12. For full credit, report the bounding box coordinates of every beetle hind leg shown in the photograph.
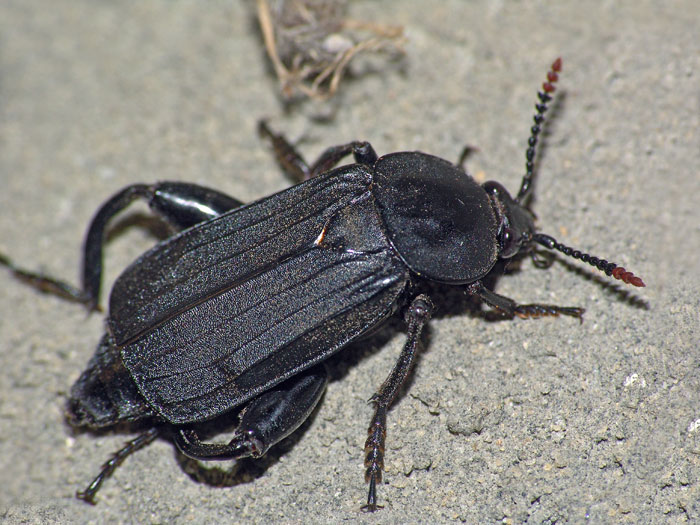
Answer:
[174,365,328,461]
[81,182,247,310]
[77,427,160,504]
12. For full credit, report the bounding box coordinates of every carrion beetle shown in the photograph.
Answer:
[1,58,644,510]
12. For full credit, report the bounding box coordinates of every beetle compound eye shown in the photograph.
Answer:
[483,180,506,198]
[499,226,520,258]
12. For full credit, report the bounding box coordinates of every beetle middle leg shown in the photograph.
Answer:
[173,365,329,461]
[259,120,378,182]
[468,281,585,321]
[363,294,433,512]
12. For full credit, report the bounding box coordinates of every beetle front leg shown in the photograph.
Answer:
[174,365,329,461]
[363,295,433,512]
[467,281,585,321]
[259,120,378,182]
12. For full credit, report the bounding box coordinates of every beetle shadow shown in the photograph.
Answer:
[317,271,515,412]
[327,319,402,383]
[313,274,518,421]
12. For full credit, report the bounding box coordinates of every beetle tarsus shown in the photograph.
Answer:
[513,304,585,322]
[361,475,383,512]
[363,409,386,508]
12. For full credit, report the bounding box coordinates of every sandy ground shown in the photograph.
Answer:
[1,1,698,523]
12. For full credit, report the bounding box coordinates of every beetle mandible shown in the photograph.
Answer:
[1,58,644,511]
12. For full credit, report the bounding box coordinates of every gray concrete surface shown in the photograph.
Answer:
[0,1,697,523]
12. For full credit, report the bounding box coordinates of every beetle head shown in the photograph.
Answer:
[483,180,535,259]
[482,177,645,287]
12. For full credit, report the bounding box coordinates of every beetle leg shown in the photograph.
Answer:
[174,364,329,461]
[362,294,433,512]
[147,181,244,230]
[456,144,479,172]
[1,182,243,311]
[467,281,585,321]
[0,252,89,305]
[77,427,160,504]
[82,182,248,309]
[259,120,377,182]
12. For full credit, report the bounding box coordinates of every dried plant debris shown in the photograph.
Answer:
[257,0,404,100]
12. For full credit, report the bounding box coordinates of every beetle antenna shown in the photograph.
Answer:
[532,233,645,287]
[516,57,562,203]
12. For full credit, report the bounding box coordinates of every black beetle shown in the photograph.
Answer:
[1,58,644,510]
